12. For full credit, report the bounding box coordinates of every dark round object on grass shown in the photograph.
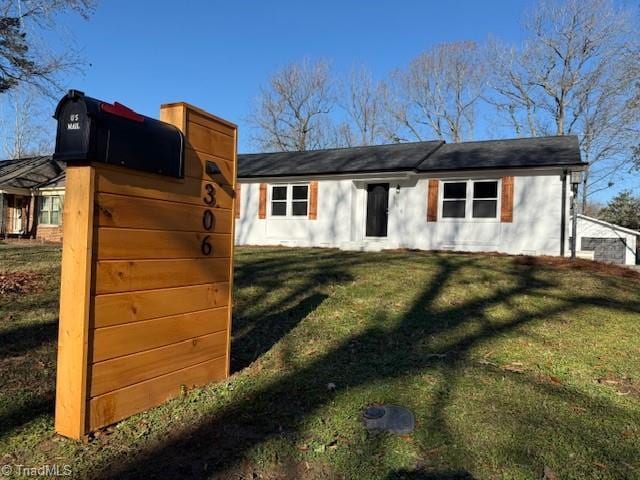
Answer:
[362,404,415,434]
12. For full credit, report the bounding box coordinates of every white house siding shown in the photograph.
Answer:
[234,179,355,248]
[234,169,571,257]
[575,215,638,265]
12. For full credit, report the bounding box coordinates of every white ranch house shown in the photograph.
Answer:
[2,135,638,265]
[234,136,636,265]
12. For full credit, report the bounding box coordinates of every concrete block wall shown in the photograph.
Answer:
[581,237,626,264]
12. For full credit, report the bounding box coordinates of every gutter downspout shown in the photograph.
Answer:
[571,188,578,260]
[560,169,567,257]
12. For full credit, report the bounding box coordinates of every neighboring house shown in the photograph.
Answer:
[0,156,65,242]
[575,214,639,265]
[235,136,593,259]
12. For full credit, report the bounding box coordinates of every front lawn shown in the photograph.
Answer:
[1,244,639,479]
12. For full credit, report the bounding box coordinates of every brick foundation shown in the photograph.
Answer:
[36,225,63,243]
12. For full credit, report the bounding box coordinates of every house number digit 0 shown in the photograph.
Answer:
[201,235,213,255]
[203,183,216,206]
[202,209,214,231]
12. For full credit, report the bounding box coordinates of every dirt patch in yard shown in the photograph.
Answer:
[0,271,45,295]
[513,255,640,281]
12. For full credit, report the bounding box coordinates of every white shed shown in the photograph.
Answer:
[575,214,639,266]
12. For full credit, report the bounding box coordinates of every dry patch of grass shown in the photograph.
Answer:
[0,271,45,295]
[513,254,640,280]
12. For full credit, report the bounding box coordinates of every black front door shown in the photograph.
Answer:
[366,183,389,237]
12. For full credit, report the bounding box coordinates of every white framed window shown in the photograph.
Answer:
[472,181,498,218]
[38,195,63,226]
[270,184,309,217]
[440,179,500,221]
[271,186,288,216]
[291,185,309,216]
[442,182,467,218]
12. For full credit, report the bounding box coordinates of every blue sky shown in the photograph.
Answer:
[60,0,530,150]
[44,0,637,201]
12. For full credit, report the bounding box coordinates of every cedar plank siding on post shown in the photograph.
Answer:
[427,179,439,222]
[54,167,95,439]
[55,103,237,438]
[258,183,267,219]
[86,104,237,431]
[309,181,318,220]
[501,176,514,223]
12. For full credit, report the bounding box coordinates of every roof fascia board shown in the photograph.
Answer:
[238,164,586,182]
[37,186,66,194]
[0,186,31,195]
[413,165,584,178]
[238,171,413,183]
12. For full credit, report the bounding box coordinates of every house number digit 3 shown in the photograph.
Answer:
[203,183,216,206]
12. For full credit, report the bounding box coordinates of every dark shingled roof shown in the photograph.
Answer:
[238,135,583,178]
[238,140,444,178]
[0,156,66,190]
[415,135,582,172]
[1,136,585,186]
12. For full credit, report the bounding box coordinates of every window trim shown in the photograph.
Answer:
[268,183,310,218]
[38,195,63,226]
[438,179,501,222]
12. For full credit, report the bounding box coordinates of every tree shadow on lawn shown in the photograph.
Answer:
[231,249,372,372]
[385,469,475,480]
[0,253,61,438]
[89,252,640,479]
[0,393,54,439]
[0,319,58,361]
[0,314,59,437]
[231,292,328,372]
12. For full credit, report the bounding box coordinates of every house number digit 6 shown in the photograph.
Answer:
[201,235,212,255]
[203,183,216,206]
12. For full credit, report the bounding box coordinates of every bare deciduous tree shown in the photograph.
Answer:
[0,85,52,158]
[0,0,95,96]
[385,41,486,143]
[249,58,336,152]
[338,66,385,146]
[489,0,640,209]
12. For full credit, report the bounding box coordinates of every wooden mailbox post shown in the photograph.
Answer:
[53,91,237,439]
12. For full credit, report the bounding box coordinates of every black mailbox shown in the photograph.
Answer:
[53,90,184,178]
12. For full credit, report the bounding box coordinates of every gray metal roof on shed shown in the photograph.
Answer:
[238,140,444,178]
[0,156,65,190]
[415,135,583,172]
[238,135,584,178]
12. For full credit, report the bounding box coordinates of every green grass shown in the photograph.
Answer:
[1,244,639,479]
